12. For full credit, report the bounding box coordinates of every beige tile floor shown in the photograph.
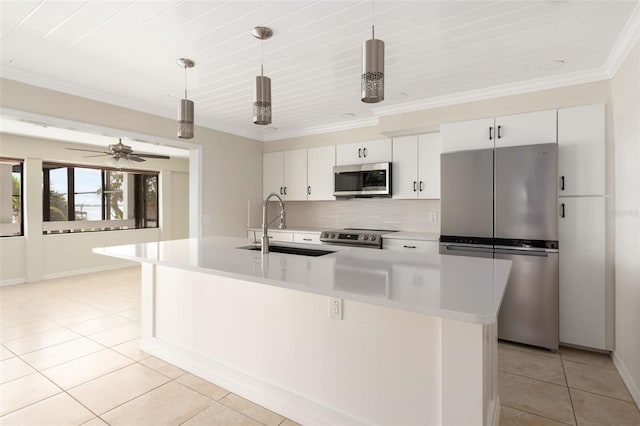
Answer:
[1,267,638,425]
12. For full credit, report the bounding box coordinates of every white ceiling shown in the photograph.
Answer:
[1,0,638,144]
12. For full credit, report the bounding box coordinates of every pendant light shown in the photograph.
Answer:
[361,0,384,103]
[177,58,195,139]
[253,26,273,125]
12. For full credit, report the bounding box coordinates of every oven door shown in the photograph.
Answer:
[333,163,391,197]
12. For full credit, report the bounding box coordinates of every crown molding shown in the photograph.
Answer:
[370,68,610,118]
[603,1,640,77]
[261,116,380,142]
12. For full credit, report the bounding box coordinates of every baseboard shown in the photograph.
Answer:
[140,337,367,426]
[0,277,26,286]
[43,262,136,281]
[488,396,501,426]
[613,351,640,409]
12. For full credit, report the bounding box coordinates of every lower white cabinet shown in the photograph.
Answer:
[558,196,608,350]
[382,239,439,253]
[293,232,322,245]
[247,230,294,243]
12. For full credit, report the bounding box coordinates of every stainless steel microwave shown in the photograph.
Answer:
[333,162,392,197]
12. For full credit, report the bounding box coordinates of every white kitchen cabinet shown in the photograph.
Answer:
[247,229,294,243]
[284,149,308,201]
[383,238,439,253]
[441,110,556,153]
[307,145,335,200]
[336,139,391,166]
[293,232,322,245]
[441,117,494,152]
[559,196,607,350]
[263,149,307,200]
[494,109,557,147]
[263,151,284,198]
[558,104,605,196]
[392,133,442,199]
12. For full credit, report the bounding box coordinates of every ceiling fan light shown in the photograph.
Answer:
[253,75,272,125]
[178,98,194,139]
[361,37,384,103]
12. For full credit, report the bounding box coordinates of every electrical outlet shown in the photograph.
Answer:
[429,212,438,224]
[329,297,343,320]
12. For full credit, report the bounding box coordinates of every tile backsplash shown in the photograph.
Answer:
[250,199,441,233]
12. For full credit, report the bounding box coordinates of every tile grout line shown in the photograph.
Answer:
[501,402,575,426]
[499,369,568,388]
[559,353,579,426]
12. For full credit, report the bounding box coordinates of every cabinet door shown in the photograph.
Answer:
[283,149,307,200]
[441,117,494,152]
[383,239,439,253]
[307,145,335,200]
[559,196,606,349]
[392,136,419,199]
[293,232,321,245]
[263,152,284,198]
[494,109,557,147]
[418,133,442,199]
[558,104,605,196]
[361,139,392,163]
[336,142,364,166]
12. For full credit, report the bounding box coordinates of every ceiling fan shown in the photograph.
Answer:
[65,139,170,162]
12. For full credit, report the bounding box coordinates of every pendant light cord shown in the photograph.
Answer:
[261,37,264,77]
[371,0,375,39]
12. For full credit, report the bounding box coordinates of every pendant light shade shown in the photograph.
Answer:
[252,26,273,126]
[177,58,195,139]
[361,36,384,103]
[254,74,272,125]
[361,1,384,103]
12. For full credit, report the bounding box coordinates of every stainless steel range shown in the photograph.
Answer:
[319,228,396,248]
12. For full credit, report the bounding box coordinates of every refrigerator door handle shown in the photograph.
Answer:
[560,176,565,191]
[443,244,494,254]
[489,126,493,140]
[494,248,551,257]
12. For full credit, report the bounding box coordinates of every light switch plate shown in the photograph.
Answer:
[429,212,438,224]
[329,297,343,320]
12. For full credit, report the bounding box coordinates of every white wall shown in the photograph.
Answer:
[611,40,640,407]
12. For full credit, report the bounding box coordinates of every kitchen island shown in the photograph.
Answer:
[94,236,511,426]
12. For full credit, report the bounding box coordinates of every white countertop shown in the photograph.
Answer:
[381,231,440,241]
[94,236,510,325]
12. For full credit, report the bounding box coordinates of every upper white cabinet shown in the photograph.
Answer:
[392,133,442,199]
[441,110,556,152]
[558,104,605,196]
[336,139,392,166]
[262,149,307,200]
[307,145,335,200]
[441,117,494,152]
[263,151,284,198]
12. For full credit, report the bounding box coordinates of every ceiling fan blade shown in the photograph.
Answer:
[66,147,110,154]
[128,156,146,162]
[133,153,171,159]
[83,154,110,158]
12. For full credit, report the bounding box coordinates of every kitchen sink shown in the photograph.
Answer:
[238,245,335,257]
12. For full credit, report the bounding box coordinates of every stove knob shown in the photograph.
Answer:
[363,235,369,241]
[371,235,377,241]
[331,233,336,238]
[321,232,328,238]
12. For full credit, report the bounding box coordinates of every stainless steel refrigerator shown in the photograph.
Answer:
[439,143,559,350]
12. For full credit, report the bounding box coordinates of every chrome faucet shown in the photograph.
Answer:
[262,192,286,253]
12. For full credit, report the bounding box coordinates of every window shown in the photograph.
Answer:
[42,163,159,234]
[0,158,23,237]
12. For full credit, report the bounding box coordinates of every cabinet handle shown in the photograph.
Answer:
[280,187,283,195]
[561,203,565,218]
[560,176,565,191]
[489,126,493,140]
[403,245,417,249]
[283,186,287,195]
[363,147,368,157]
[358,148,362,158]
[303,238,312,241]
[413,181,417,192]
[307,186,311,195]
[497,125,502,139]
[419,181,424,192]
